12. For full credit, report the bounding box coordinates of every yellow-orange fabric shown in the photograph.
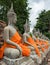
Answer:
[0,45,5,59]
[27,37,41,57]
[35,39,45,52]
[0,32,30,59]
[39,40,48,49]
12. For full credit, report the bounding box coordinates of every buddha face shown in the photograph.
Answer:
[7,12,17,24]
[24,24,30,33]
[12,13,17,24]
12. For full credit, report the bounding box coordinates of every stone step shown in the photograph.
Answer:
[21,59,35,65]
[3,56,33,65]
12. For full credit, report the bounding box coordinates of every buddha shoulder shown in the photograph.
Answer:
[4,26,10,31]
[4,26,16,31]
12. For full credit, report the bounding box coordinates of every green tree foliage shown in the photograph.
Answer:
[0,0,30,34]
[35,10,50,39]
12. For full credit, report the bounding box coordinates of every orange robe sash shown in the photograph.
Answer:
[27,37,41,57]
[0,32,30,59]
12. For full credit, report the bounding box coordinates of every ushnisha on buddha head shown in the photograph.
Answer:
[7,3,17,25]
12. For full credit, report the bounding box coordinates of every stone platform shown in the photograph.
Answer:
[0,47,50,65]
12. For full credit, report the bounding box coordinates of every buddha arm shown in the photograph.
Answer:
[23,33,34,47]
[32,34,36,40]
[3,27,22,53]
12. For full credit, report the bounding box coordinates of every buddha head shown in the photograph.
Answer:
[24,20,30,33]
[7,3,17,25]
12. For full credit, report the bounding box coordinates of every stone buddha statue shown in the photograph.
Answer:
[23,20,41,56]
[0,5,42,63]
[24,23,47,58]
[33,29,49,55]
[2,3,21,59]
[0,20,6,47]
[23,20,44,64]
[0,3,32,60]
[0,21,7,65]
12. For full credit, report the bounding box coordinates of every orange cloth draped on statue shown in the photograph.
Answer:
[35,39,45,52]
[39,40,48,49]
[0,32,30,59]
[27,37,41,57]
[0,44,5,59]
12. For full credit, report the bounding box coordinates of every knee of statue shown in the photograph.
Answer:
[0,61,7,65]
[4,48,21,59]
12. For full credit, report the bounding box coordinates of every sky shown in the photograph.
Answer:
[28,0,50,32]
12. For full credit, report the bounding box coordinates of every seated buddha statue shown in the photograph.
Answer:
[0,3,44,64]
[23,21,47,61]
[34,29,49,49]
[32,29,48,51]
[0,20,6,48]
[0,20,7,65]
[0,4,31,59]
[23,20,41,57]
